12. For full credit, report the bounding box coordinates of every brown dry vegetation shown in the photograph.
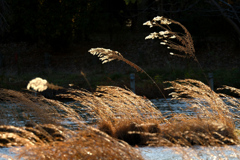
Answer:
[0,16,240,160]
[0,79,240,159]
[97,80,240,147]
[12,127,144,160]
[0,87,145,159]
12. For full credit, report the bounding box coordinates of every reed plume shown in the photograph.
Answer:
[143,16,195,60]
[27,77,63,92]
[89,48,143,72]
[143,16,217,94]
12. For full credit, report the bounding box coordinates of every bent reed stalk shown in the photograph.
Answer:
[88,48,173,111]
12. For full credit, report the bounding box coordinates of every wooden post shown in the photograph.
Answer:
[130,73,135,93]
[208,73,214,90]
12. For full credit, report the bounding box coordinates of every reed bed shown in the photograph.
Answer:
[96,80,239,147]
[0,88,86,128]
[0,88,62,126]
[86,16,240,148]
[0,87,146,159]
[0,16,240,159]
[59,86,165,123]
[11,127,144,160]
[0,78,240,159]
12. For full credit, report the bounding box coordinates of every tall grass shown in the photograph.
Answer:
[13,127,144,160]
[0,16,240,160]
[0,79,240,159]
[0,87,145,159]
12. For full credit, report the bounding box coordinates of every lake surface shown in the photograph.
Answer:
[139,145,240,160]
[1,142,240,160]
[0,98,239,160]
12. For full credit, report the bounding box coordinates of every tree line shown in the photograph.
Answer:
[0,0,240,48]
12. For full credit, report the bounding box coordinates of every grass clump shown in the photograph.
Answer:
[12,127,144,160]
[0,87,145,159]
[96,80,239,147]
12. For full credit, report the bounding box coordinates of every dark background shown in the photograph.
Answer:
[0,0,240,98]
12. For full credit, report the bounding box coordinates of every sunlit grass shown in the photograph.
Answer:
[0,16,240,160]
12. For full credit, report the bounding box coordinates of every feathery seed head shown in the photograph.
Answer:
[153,16,163,21]
[159,31,169,35]
[170,35,176,39]
[143,21,153,28]
[27,77,48,92]
[145,32,159,40]
[161,18,172,25]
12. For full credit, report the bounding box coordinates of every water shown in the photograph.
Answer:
[138,145,240,160]
[0,99,240,160]
[1,145,240,160]
[0,148,18,160]
[151,98,192,115]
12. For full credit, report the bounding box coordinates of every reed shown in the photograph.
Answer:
[0,16,240,160]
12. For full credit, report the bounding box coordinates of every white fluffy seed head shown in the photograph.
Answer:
[161,18,172,25]
[145,32,159,39]
[153,16,163,21]
[27,77,48,92]
[159,31,169,35]
[143,21,153,28]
